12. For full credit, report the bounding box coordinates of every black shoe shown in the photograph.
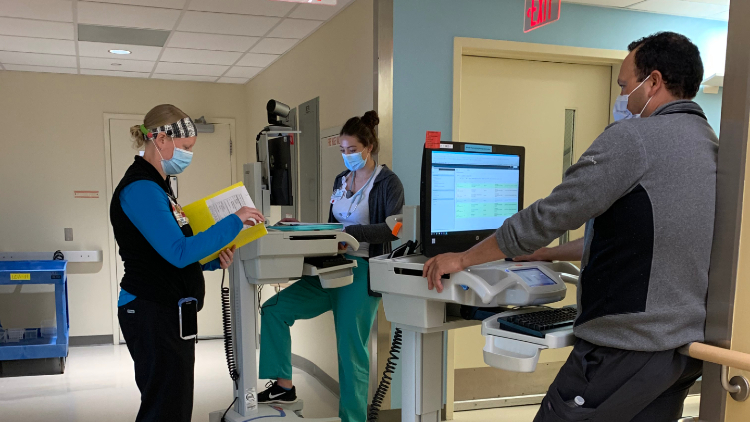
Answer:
[258,381,298,404]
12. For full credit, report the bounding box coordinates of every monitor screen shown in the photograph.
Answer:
[421,142,524,257]
[511,268,557,287]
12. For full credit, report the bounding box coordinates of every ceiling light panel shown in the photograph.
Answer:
[0,51,77,67]
[0,0,74,22]
[178,12,280,37]
[152,73,218,82]
[89,0,187,9]
[78,41,162,61]
[155,62,230,76]
[168,32,260,52]
[289,0,350,20]
[189,0,295,17]
[218,77,250,84]
[80,69,151,78]
[225,66,263,78]
[79,57,155,72]
[3,64,77,74]
[0,35,76,55]
[0,17,74,39]
[236,53,279,67]
[628,0,728,18]
[250,38,297,54]
[160,48,243,66]
[77,2,181,30]
[267,19,323,39]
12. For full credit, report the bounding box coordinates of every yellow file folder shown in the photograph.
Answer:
[182,182,267,265]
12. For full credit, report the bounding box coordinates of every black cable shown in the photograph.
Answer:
[367,328,403,422]
[221,397,238,422]
[221,270,239,384]
[53,250,65,260]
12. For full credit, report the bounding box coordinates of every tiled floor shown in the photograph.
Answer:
[0,341,701,422]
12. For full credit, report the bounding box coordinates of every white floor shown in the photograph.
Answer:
[0,341,701,422]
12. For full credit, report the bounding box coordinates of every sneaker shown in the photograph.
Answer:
[258,381,298,404]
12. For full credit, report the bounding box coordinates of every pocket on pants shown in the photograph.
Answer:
[538,387,596,422]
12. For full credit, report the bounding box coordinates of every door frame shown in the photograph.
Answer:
[452,38,627,143]
[449,38,627,411]
[102,114,238,344]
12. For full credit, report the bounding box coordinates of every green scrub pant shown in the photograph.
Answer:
[259,255,381,422]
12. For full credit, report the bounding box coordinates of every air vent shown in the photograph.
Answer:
[78,24,170,47]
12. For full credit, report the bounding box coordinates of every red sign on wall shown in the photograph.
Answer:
[524,0,561,33]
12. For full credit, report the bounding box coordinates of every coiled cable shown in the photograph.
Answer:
[367,327,403,422]
[53,250,65,260]
[221,269,239,384]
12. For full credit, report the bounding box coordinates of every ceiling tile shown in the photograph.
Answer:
[88,0,187,9]
[0,35,76,55]
[161,48,243,65]
[78,42,162,61]
[80,56,155,72]
[0,17,74,39]
[218,77,249,84]
[178,11,280,37]
[0,51,77,67]
[155,62,229,76]
[168,32,259,52]
[77,2,181,30]
[236,52,278,67]
[629,0,728,18]
[3,64,77,74]
[689,0,729,5]
[189,0,295,17]
[289,0,352,20]
[225,66,262,78]
[80,68,151,78]
[152,73,218,82]
[267,18,322,39]
[250,38,297,54]
[0,0,73,22]
[562,0,643,6]
[705,10,730,20]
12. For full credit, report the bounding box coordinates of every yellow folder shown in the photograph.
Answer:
[182,182,268,265]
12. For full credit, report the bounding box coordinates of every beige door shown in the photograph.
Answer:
[453,56,612,401]
[108,118,233,339]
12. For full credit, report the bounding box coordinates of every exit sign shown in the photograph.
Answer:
[524,0,561,33]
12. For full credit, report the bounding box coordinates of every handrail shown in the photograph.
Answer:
[678,342,750,401]
[678,342,750,372]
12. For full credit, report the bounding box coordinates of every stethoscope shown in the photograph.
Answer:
[342,167,377,219]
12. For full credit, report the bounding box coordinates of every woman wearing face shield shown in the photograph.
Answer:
[110,104,263,422]
[257,110,405,422]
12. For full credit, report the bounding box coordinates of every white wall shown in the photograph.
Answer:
[247,0,374,381]
[0,70,248,338]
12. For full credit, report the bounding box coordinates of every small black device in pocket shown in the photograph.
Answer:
[178,297,198,340]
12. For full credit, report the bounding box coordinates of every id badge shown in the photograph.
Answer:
[331,189,345,204]
[178,297,198,340]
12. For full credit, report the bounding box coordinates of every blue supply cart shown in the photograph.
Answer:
[0,260,69,374]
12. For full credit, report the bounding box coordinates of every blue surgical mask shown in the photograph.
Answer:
[156,137,193,175]
[613,76,653,122]
[342,151,368,172]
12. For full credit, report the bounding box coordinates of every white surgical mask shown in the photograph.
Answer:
[613,76,653,122]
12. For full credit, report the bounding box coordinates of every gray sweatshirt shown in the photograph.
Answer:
[495,100,718,352]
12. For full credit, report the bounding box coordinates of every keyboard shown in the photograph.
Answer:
[304,255,354,269]
[497,307,577,338]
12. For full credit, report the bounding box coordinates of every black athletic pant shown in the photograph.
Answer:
[534,339,702,422]
[119,297,196,422]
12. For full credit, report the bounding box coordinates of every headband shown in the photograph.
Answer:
[140,117,196,140]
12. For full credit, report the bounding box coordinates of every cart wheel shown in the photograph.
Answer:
[60,357,66,374]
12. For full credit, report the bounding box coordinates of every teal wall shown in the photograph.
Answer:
[388,0,726,408]
[392,0,727,206]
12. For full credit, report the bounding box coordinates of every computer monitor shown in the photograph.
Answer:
[421,142,525,257]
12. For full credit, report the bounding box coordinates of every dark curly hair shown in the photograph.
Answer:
[340,110,380,154]
[628,32,704,99]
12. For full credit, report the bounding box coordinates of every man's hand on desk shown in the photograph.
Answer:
[423,235,507,293]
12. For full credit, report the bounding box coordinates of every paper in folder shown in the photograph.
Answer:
[182,182,268,265]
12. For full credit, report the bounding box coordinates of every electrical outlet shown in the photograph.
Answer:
[64,228,73,241]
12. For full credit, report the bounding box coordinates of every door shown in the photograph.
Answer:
[108,118,233,339]
[320,126,346,222]
[453,56,612,401]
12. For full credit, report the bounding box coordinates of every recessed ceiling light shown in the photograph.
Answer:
[109,49,131,55]
[111,63,122,66]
